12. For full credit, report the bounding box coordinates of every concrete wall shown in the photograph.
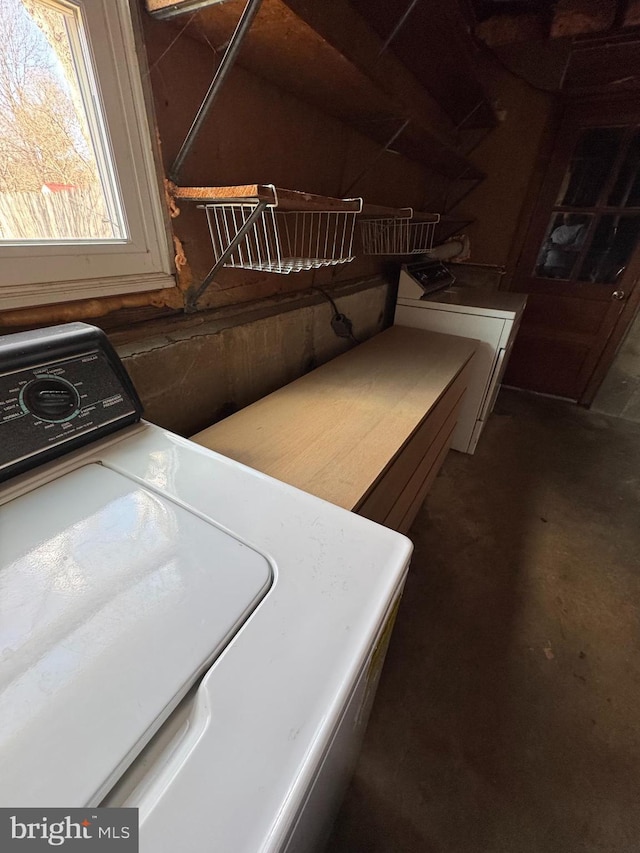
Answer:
[114,279,389,435]
[592,311,640,422]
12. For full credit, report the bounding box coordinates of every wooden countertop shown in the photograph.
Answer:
[192,326,477,510]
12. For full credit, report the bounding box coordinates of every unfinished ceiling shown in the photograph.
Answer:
[145,0,498,187]
[465,0,640,93]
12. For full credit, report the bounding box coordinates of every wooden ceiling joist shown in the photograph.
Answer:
[473,0,638,47]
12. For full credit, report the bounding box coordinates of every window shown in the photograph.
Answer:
[0,0,174,310]
[532,123,640,284]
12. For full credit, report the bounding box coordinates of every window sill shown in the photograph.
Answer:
[0,272,176,311]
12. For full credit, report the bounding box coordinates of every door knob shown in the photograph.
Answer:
[612,290,625,300]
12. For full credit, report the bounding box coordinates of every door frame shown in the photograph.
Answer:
[507,93,640,405]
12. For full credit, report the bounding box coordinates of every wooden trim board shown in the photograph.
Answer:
[171,184,362,212]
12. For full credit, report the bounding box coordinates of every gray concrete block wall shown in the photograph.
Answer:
[117,282,389,437]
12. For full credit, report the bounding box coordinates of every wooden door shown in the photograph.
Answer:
[505,99,640,402]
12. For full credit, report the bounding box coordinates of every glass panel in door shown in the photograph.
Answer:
[608,131,640,208]
[576,215,640,283]
[533,126,640,282]
[555,127,625,207]
[535,212,591,279]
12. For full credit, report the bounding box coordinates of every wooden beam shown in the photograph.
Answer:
[551,0,617,37]
[171,183,363,211]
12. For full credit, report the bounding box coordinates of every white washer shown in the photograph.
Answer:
[395,263,527,454]
[0,323,412,852]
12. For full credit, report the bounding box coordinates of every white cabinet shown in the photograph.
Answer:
[395,268,527,454]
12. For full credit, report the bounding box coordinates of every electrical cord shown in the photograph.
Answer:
[314,285,339,315]
[313,287,361,344]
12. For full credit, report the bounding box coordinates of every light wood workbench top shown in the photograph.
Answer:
[192,326,477,510]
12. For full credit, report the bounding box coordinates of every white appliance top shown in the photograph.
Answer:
[0,463,272,807]
[0,424,412,852]
[399,280,527,320]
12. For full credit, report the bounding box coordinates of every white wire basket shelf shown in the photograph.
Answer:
[174,184,363,274]
[359,205,440,256]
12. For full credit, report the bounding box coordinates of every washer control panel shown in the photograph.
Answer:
[0,323,143,482]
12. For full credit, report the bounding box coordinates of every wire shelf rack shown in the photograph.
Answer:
[359,207,440,256]
[175,184,363,275]
[202,204,360,273]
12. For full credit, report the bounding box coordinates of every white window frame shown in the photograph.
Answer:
[0,0,175,310]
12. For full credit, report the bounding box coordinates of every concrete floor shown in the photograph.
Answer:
[328,389,640,853]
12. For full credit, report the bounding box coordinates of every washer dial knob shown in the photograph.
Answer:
[21,377,81,423]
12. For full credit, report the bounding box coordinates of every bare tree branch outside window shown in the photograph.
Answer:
[0,0,124,240]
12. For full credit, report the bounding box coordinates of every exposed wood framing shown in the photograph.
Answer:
[551,0,618,37]
[145,0,484,179]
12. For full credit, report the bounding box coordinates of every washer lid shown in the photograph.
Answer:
[0,464,273,806]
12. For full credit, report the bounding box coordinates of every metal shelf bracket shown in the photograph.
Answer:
[170,0,264,183]
[186,199,269,310]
